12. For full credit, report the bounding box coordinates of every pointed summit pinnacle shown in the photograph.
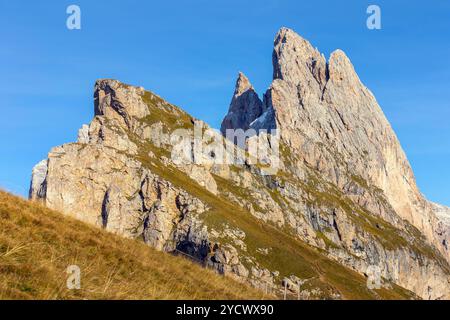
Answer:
[220,72,264,135]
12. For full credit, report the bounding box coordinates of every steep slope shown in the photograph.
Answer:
[30,78,421,300]
[0,190,265,299]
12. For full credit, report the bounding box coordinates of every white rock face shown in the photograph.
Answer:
[431,202,450,250]
[77,124,89,144]
[94,79,149,128]
[433,203,450,225]
[29,159,47,200]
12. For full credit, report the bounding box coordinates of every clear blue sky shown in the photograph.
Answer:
[1,0,449,205]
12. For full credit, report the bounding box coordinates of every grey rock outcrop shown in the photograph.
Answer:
[29,159,47,200]
[77,124,89,144]
[220,72,265,135]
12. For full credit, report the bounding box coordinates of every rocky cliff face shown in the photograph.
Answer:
[31,28,450,299]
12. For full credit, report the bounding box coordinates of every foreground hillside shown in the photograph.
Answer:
[0,190,265,300]
[0,190,417,300]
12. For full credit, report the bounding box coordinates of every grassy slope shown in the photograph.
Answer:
[0,190,266,300]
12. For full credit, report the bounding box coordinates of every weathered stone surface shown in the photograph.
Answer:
[94,79,149,128]
[77,124,89,144]
[187,165,218,195]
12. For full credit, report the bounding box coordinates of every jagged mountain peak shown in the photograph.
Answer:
[220,72,264,135]
[272,28,362,93]
[222,29,362,136]
[273,27,314,52]
[273,27,328,89]
[234,72,253,95]
[327,49,364,90]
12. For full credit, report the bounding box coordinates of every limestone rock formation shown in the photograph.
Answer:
[29,159,47,200]
[30,29,450,299]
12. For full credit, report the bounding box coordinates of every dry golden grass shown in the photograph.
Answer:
[0,190,267,300]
